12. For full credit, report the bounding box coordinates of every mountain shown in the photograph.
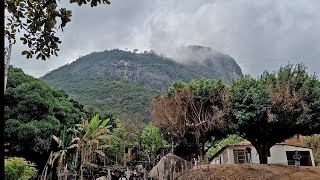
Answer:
[41,46,243,119]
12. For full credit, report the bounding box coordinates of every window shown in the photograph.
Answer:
[233,149,246,164]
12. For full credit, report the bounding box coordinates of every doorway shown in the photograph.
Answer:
[286,151,312,166]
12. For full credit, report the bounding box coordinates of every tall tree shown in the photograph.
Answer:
[150,79,229,160]
[108,116,145,165]
[5,0,111,60]
[229,64,320,164]
[140,124,169,162]
[4,67,87,168]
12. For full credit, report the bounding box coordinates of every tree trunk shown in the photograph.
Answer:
[194,143,205,163]
[254,143,271,164]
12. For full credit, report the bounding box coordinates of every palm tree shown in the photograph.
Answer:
[72,115,112,179]
[42,115,112,180]
[51,127,78,178]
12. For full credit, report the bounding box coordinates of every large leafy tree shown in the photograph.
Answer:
[140,124,169,162]
[108,116,145,165]
[229,64,320,164]
[150,79,229,160]
[4,67,88,168]
[5,0,111,60]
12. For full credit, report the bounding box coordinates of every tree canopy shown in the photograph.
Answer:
[151,79,230,160]
[4,67,88,167]
[5,0,111,60]
[229,64,320,163]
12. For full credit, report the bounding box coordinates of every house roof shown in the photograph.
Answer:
[208,141,310,162]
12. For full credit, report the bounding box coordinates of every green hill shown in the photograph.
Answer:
[41,46,243,119]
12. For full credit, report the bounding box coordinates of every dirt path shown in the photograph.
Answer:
[178,164,320,180]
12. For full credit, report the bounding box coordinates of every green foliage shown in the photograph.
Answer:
[5,157,38,180]
[140,124,169,160]
[5,0,110,60]
[229,64,320,163]
[41,49,242,120]
[297,135,320,163]
[4,67,88,168]
[51,127,77,176]
[108,119,144,164]
[205,135,244,158]
[152,78,229,160]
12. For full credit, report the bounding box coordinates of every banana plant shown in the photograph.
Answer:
[72,115,112,178]
[51,127,78,177]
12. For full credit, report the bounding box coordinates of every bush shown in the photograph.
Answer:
[298,135,320,164]
[5,157,38,180]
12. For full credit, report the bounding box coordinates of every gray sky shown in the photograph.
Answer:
[8,0,320,78]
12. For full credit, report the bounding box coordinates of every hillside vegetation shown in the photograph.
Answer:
[41,47,243,118]
[4,67,89,169]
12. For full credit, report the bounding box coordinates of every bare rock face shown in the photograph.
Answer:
[41,47,243,118]
[175,45,243,83]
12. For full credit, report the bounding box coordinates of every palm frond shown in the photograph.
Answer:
[68,144,79,149]
[99,118,110,127]
[52,152,62,164]
[93,129,110,136]
[96,135,112,141]
[71,137,80,143]
[89,115,99,129]
[52,135,61,147]
[94,150,106,157]
[82,162,99,168]
[99,144,112,149]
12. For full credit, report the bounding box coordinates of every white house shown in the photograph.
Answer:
[209,141,315,167]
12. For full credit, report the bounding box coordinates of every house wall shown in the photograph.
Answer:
[268,145,315,167]
[227,146,260,164]
[210,145,315,167]
[210,149,228,164]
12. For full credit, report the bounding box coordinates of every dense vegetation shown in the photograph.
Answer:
[229,64,320,163]
[4,67,89,168]
[297,135,320,164]
[205,135,245,159]
[151,64,320,164]
[151,79,230,160]
[41,48,242,119]
[4,63,319,180]
[5,157,38,180]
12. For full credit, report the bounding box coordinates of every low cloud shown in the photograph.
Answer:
[8,0,320,78]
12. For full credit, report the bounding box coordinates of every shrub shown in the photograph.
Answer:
[298,135,320,164]
[5,157,38,180]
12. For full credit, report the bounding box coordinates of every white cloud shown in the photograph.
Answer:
[8,0,320,78]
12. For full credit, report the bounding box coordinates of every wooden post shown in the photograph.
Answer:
[169,159,174,180]
[156,167,159,179]
[80,164,83,180]
[107,168,112,180]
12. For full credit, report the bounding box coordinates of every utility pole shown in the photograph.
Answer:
[4,43,12,92]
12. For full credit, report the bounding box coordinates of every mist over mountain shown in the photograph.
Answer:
[41,46,243,119]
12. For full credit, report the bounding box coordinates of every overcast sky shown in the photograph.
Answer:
[8,0,320,78]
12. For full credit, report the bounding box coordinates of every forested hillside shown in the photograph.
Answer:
[4,67,89,168]
[41,46,243,118]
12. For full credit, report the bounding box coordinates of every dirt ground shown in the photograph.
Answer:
[178,164,320,180]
